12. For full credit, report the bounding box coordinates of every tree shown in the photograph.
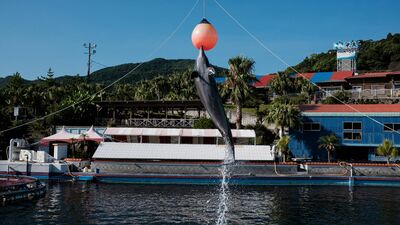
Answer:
[265,102,301,137]
[221,56,257,129]
[376,139,398,164]
[39,68,56,87]
[5,72,25,107]
[269,73,292,96]
[295,77,317,103]
[318,134,339,163]
[276,135,290,162]
[322,91,351,104]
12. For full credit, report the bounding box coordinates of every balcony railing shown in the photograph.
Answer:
[95,118,197,128]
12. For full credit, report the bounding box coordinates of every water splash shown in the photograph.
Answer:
[216,162,231,225]
[216,139,234,225]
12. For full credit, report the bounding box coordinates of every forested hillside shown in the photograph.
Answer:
[283,33,400,74]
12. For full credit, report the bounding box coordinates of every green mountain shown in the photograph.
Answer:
[283,33,400,74]
[0,76,31,88]
[88,58,227,84]
[0,58,227,88]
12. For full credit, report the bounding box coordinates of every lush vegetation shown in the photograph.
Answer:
[376,139,398,164]
[283,33,400,74]
[220,56,257,129]
[318,134,339,163]
[276,135,290,162]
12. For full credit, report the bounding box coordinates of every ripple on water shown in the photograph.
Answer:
[1,182,400,225]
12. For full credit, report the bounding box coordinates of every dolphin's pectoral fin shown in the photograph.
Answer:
[207,67,216,76]
[191,71,199,79]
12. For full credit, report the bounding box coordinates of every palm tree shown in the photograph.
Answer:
[276,135,290,162]
[222,56,257,129]
[376,139,398,164]
[318,134,339,163]
[269,73,293,96]
[295,77,317,103]
[78,133,88,158]
[265,102,301,137]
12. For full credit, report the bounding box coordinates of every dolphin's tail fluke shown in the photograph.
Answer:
[222,135,235,164]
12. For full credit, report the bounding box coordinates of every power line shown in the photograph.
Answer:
[0,0,200,135]
[213,0,400,136]
[91,60,108,68]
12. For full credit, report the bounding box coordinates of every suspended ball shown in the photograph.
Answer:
[191,18,218,51]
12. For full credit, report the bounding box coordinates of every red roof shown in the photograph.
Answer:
[329,71,353,81]
[254,74,276,88]
[300,104,400,113]
[346,71,400,80]
[296,73,314,80]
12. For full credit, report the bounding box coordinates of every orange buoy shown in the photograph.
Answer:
[191,18,218,51]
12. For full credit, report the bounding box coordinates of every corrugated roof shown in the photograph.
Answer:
[253,74,276,87]
[92,142,274,161]
[296,72,314,80]
[300,104,400,113]
[310,72,333,83]
[329,71,353,81]
[346,71,400,80]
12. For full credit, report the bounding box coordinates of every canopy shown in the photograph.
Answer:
[83,126,104,142]
[40,126,81,144]
[40,126,104,144]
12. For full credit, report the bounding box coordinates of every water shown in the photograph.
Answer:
[216,164,231,225]
[216,140,235,225]
[2,181,400,225]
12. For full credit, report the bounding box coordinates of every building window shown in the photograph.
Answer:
[343,122,362,130]
[302,122,320,131]
[343,122,362,140]
[343,132,362,140]
[383,123,400,132]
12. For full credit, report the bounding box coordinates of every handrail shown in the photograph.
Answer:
[339,161,353,176]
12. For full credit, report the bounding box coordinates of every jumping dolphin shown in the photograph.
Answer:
[192,47,235,163]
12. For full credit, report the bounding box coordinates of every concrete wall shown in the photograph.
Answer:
[92,161,298,176]
[306,164,400,177]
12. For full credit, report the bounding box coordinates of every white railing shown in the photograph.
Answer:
[96,118,197,128]
[319,89,400,100]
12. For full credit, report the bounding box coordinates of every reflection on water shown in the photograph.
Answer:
[1,181,400,225]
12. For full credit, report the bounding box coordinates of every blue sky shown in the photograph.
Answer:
[0,0,399,80]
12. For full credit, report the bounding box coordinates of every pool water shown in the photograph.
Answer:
[1,181,400,225]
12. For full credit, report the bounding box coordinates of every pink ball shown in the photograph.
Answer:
[191,18,218,51]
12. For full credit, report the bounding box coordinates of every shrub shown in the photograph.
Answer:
[193,117,215,129]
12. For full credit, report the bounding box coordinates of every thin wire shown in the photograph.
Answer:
[203,0,206,18]
[0,0,200,135]
[213,0,400,136]
[91,60,108,68]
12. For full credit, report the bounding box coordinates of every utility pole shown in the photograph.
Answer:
[83,43,97,82]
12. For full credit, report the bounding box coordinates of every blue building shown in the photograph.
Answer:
[289,104,400,161]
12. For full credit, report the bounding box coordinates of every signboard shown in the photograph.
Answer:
[337,51,356,60]
[333,40,359,51]
[13,107,19,117]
